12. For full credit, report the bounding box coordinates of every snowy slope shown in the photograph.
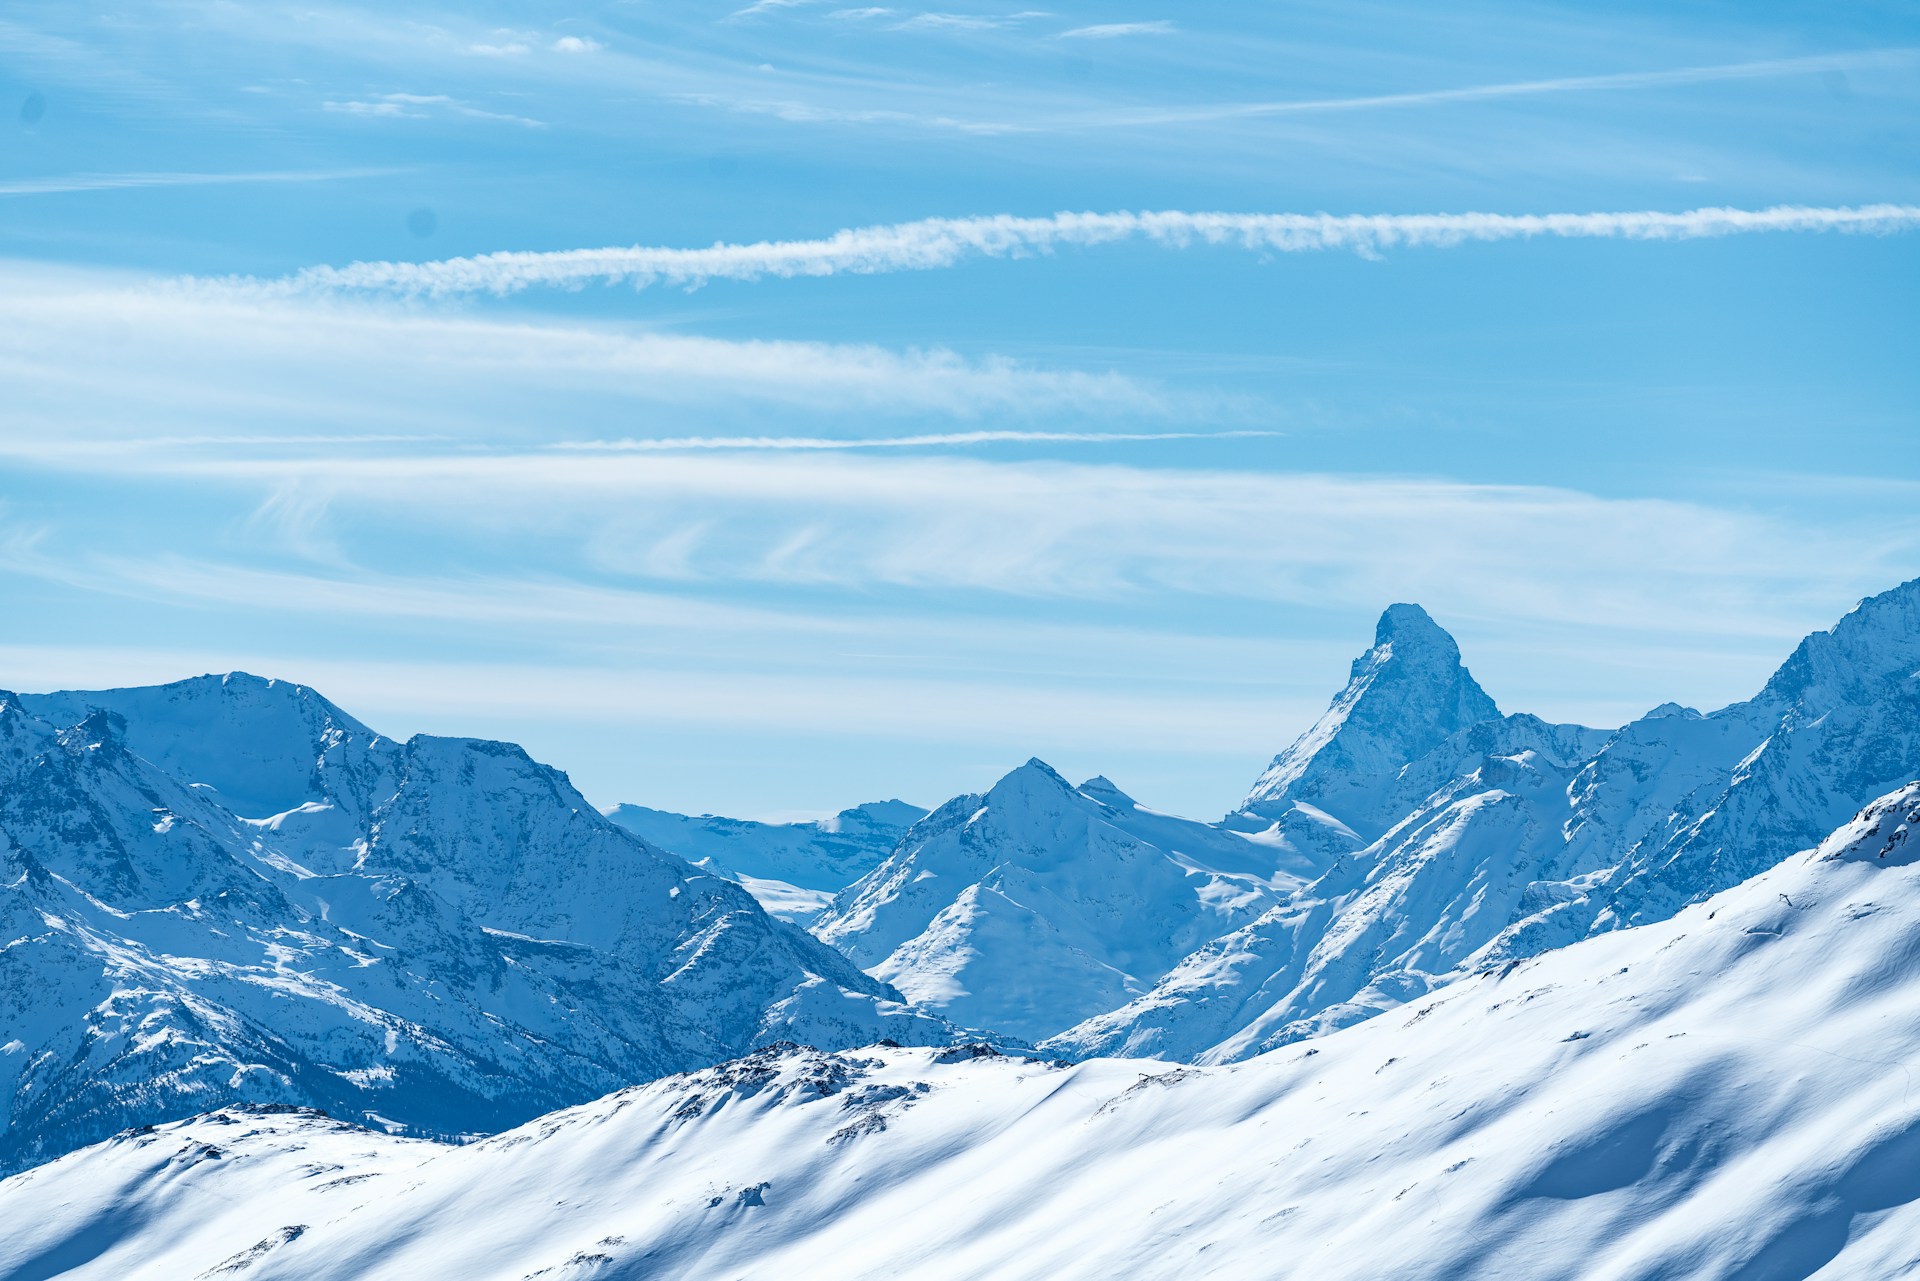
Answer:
[1054,712,1610,1060]
[1058,579,1920,1063]
[12,785,1920,1281]
[0,677,956,1174]
[813,760,1321,1043]
[604,799,926,923]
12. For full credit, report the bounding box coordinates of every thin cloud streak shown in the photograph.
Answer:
[278,203,1920,297]
[552,429,1280,451]
[0,268,1177,424]
[679,46,1915,136]
[1057,21,1176,39]
[0,643,1311,756]
[0,168,400,197]
[1076,48,1919,126]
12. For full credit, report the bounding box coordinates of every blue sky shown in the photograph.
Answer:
[2,1,1917,820]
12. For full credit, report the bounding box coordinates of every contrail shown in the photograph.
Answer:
[275,204,1920,298]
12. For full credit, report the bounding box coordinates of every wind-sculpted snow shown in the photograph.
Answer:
[604,799,926,923]
[13,786,1920,1280]
[1058,579,1920,1063]
[813,760,1316,1043]
[0,677,955,1173]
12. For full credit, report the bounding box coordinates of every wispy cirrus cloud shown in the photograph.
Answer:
[321,92,546,128]
[726,0,822,20]
[553,429,1276,452]
[54,447,1913,644]
[891,11,1047,31]
[276,202,1920,298]
[0,264,1188,442]
[678,45,1915,136]
[0,169,398,197]
[731,2,1044,29]
[1072,47,1918,126]
[1057,21,1174,39]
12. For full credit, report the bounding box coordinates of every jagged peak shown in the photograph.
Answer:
[1757,575,1920,708]
[1241,604,1498,821]
[1371,602,1456,653]
[57,707,128,754]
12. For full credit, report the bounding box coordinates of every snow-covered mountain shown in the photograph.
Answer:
[1233,602,1503,843]
[1054,577,1920,1063]
[13,784,1920,1281]
[604,799,927,923]
[0,675,956,1174]
[812,760,1324,1043]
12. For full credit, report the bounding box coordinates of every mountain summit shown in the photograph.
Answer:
[1236,603,1499,837]
[814,758,1306,1042]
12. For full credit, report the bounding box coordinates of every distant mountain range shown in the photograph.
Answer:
[12,782,1920,1280]
[1058,577,1920,1061]
[604,799,926,923]
[4,574,1919,1239]
[624,577,1920,1067]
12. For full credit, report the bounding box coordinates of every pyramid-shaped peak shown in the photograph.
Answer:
[1373,603,1458,654]
[977,759,1084,814]
[1240,604,1499,827]
[996,758,1073,790]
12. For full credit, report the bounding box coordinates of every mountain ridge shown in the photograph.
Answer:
[0,677,961,1174]
[12,783,1920,1279]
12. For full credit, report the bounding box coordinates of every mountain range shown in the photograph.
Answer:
[603,799,926,923]
[5,576,1920,1275]
[10,781,1919,1280]
[1055,578,1920,1062]
[0,675,955,1175]
[619,579,1920,1067]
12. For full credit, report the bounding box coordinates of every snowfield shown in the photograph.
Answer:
[8,785,1920,1281]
